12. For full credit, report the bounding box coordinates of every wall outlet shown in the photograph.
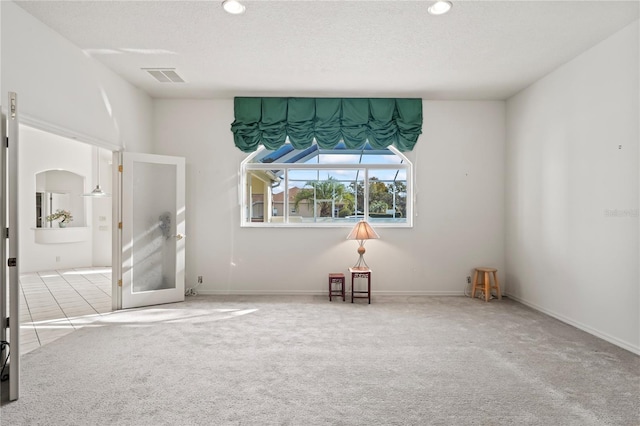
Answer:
[466,276,471,284]
[197,276,203,284]
[56,256,61,262]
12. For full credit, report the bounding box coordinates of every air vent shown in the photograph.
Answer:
[142,68,185,83]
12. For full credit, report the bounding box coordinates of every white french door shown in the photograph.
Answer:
[1,92,20,400]
[117,152,186,309]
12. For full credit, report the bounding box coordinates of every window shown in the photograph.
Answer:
[241,142,412,227]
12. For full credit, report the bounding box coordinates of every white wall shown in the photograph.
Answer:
[1,1,153,153]
[506,21,639,353]
[91,148,113,267]
[2,0,144,273]
[0,2,2,115]
[19,127,112,271]
[19,126,94,272]
[153,99,505,295]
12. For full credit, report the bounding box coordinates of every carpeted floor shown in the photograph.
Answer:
[1,295,638,425]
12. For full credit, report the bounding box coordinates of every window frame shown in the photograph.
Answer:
[240,145,413,228]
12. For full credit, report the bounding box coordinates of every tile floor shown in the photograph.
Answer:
[16,267,112,354]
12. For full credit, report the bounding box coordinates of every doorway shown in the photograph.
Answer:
[17,124,114,354]
[3,99,186,401]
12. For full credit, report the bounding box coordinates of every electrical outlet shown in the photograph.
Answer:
[197,276,203,284]
[466,276,471,284]
[56,256,61,262]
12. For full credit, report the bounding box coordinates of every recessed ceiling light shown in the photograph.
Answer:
[428,1,452,15]
[222,0,246,15]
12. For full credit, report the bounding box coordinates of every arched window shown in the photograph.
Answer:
[241,142,412,227]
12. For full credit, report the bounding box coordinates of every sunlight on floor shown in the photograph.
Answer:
[15,269,260,354]
[60,268,112,276]
[18,267,112,354]
[97,308,259,326]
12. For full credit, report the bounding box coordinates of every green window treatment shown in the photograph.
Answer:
[231,97,422,152]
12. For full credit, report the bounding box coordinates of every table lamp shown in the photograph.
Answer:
[346,220,379,269]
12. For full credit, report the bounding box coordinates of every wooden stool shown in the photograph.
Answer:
[471,267,502,302]
[349,268,371,304]
[329,273,345,301]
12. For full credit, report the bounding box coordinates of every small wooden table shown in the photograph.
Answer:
[328,273,345,301]
[349,267,371,304]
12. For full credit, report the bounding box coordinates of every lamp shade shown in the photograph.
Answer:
[347,220,380,241]
[83,185,110,197]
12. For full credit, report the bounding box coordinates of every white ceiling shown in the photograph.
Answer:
[16,0,639,100]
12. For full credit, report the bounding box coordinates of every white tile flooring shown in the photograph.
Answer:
[17,267,112,354]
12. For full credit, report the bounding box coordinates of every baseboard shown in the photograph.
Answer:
[372,291,464,296]
[506,293,640,356]
[197,290,324,296]
[196,290,465,297]
[194,290,638,353]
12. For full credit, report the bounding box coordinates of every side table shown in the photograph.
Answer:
[349,267,371,304]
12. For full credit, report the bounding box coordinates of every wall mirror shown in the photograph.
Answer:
[35,170,85,228]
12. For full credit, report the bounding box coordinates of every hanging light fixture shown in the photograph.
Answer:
[83,148,111,197]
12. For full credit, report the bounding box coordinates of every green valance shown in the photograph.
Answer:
[230,97,423,153]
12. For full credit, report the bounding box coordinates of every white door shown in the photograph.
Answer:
[1,93,20,400]
[119,152,186,309]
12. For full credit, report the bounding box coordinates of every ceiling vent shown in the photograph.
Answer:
[143,68,185,83]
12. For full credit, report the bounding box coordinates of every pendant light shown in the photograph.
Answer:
[83,148,111,197]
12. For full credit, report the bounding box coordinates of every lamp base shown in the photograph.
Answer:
[352,244,369,269]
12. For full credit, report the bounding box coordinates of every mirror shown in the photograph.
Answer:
[35,170,85,228]
[36,191,71,227]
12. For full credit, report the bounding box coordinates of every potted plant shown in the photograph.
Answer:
[46,209,73,228]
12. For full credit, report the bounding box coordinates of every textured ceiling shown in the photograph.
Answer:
[15,0,639,100]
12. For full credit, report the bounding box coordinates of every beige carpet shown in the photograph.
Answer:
[1,295,638,425]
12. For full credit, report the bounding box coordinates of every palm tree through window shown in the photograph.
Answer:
[241,142,412,227]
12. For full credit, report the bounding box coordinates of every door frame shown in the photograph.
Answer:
[11,115,121,303]
[1,103,7,357]
[7,114,186,313]
[6,93,20,401]
[3,92,21,401]
[112,151,123,310]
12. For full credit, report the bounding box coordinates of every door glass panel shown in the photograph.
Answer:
[132,162,176,292]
